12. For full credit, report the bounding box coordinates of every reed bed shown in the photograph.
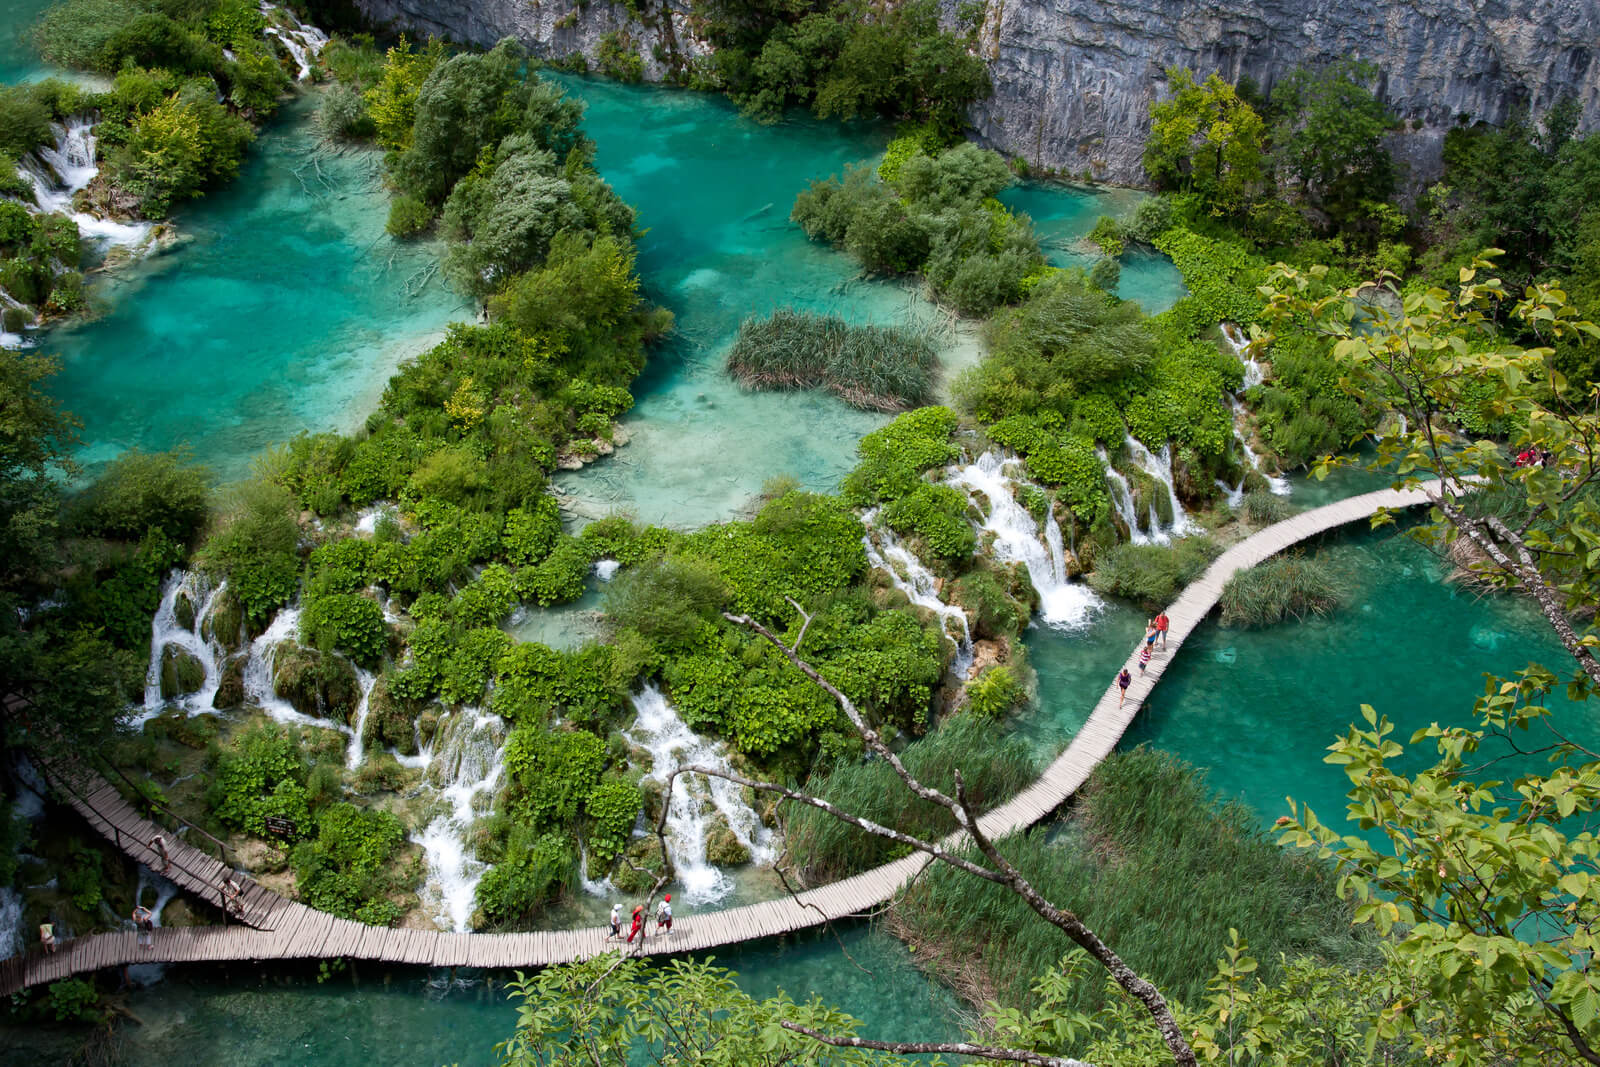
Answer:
[785,714,1037,884]
[891,748,1371,1016]
[726,308,938,412]
[1219,553,1343,626]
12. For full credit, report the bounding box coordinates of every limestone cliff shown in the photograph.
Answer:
[350,0,1600,184]
[968,0,1600,183]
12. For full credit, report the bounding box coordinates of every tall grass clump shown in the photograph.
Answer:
[892,748,1371,1016]
[785,714,1037,883]
[1239,488,1292,525]
[1086,537,1219,610]
[726,308,939,412]
[1219,553,1342,626]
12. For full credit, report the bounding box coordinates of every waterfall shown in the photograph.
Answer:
[949,452,1104,631]
[240,605,353,734]
[15,117,154,250]
[0,888,21,960]
[343,667,380,769]
[261,2,328,81]
[1122,435,1197,540]
[577,841,616,898]
[1220,323,1291,501]
[415,710,507,932]
[861,510,975,679]
[124,867,180,985]
[1098,446,1159,546]
[132,570,230,727]
[627,685,775,904]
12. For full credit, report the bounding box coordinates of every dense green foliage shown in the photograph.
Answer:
[896,748,1369,1016]
[693,0,988,136]
[726,308,938,412]
[291,802,410,925]
[1086,537,1219,610]
[792,141,1044,315]
[785,713,1036,882]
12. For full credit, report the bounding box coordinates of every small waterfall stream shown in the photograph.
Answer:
[135,570,230,725]
[1098,446,1158,545]
[260,2,327,81]
[627,686,775,904]
[343,668,380,769]
[949,452,1104,631]
[1219,323,1292,502]
[15,117,153,249]
[415,710,507,932]
[125,867,180,985]
[861,510,975,679]
[1122,434,1198,539]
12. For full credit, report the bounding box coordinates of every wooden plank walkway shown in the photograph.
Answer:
[0,484,1438,995]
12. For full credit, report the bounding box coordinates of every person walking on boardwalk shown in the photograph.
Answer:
[1143,620,1158,649]
[132,904,154,949]
[1154,609,1170,650]
[39,922,56,954]
[609,902,622,940]
[625,904,646,947]
[656,894,673,938]
[150,834,170,875]
[1138,641,1153,674]
[1117,668,1132,707]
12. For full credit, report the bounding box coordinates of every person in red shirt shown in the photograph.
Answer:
[1154,610,1170,650]
[625,905,646,946]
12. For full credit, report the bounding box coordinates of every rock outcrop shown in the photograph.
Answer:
[351,0,1600,184]
[967,0,1600,183]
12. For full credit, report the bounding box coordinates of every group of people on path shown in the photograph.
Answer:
[1117,608,1170,707]
[608,895,673,948]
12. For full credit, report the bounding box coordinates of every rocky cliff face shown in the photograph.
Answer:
[969,0,1600,183]
[351,0,1600,185]
[350,0,708,81]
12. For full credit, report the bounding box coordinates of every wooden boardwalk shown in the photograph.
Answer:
[0,484,1438,995]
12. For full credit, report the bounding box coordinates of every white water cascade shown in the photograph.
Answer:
[15,117,154,249]
[949,452,1104,631]
[1098,446,1161,546]
[1122,434,1198,539]
[134,571,231,727]
[627,685,776,904]
[343,667,380,769]
[861,510,975,679]
[125,868,180,985]
[415,710,508,931]
[261,2,328,81]
[238,606,353,736]
[1219,323,1292,503]
[0,888,21,960]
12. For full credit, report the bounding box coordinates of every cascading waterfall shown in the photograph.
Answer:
[0,888,21,960]
[413,710,507,931]
[861,510,975,679]
[1122,434,1198,539]
[260,2,328,81]
[15,117,153,250]
[1219,322,1291,501]
[125,868,180,985]
[949,452,1104,631]
[343,667,380,769]
[133,570,230,727]
[240,605,352,734]
[1097,446,1158,545]
[627,685,775,904]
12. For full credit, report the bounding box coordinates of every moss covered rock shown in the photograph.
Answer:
[271,642,361,724]
[201,589,249,652]
[705,819,752,866]
[213,654,247,710]
[159,645,205,700]
[360,674,420,756]
[612,835,664,894]
[174,591,197,633]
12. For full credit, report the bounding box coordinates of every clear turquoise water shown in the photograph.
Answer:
[997,182,1187,312]
[0,0,54,84]
[43,93,468,483]
[0,927,964,1065]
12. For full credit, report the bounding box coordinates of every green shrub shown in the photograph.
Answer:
[208,722,311,837]
[1219,553,1343,626]
[502,725,605,829]
[291,801,407,925]
[385,192,433,237]
[45,979,102,1024]
[1240,489,1292,525]
[965,663,1026,718]
[584,778,643,868]
[840,405,961,506]
[72,449,211,544]
[1086,215,1125,258]
[515,535,592,606]
[602,555,729,648]
[881,482,975,559]
[199,480,301,625]
[300,592,386,666]
[473,828,572,929]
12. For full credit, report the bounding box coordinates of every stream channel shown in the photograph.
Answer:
[1,22,1584,1063]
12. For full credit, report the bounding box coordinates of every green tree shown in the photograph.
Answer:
[1143,68,1266,219]
[1269,61,1395,230]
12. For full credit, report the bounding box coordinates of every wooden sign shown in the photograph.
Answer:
[264,816,297,837]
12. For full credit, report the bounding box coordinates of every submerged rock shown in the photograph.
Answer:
[159,644,205,700]
[271,642,361,724]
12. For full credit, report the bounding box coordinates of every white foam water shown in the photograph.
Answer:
[594,559,621,581]
[261,2,328,81]
[16,117,154,250]
[125,867,180,985]
[415,710,507,931]
[1122,434,1198,540]
[132,570,230,727]
[949,452,1104,631]
[627,685,775,904]
[1098,446,1160,545]
[240,606,353,735]
[343,667,380,769]
[1220,323,1292,500]
[861,509,975,679]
